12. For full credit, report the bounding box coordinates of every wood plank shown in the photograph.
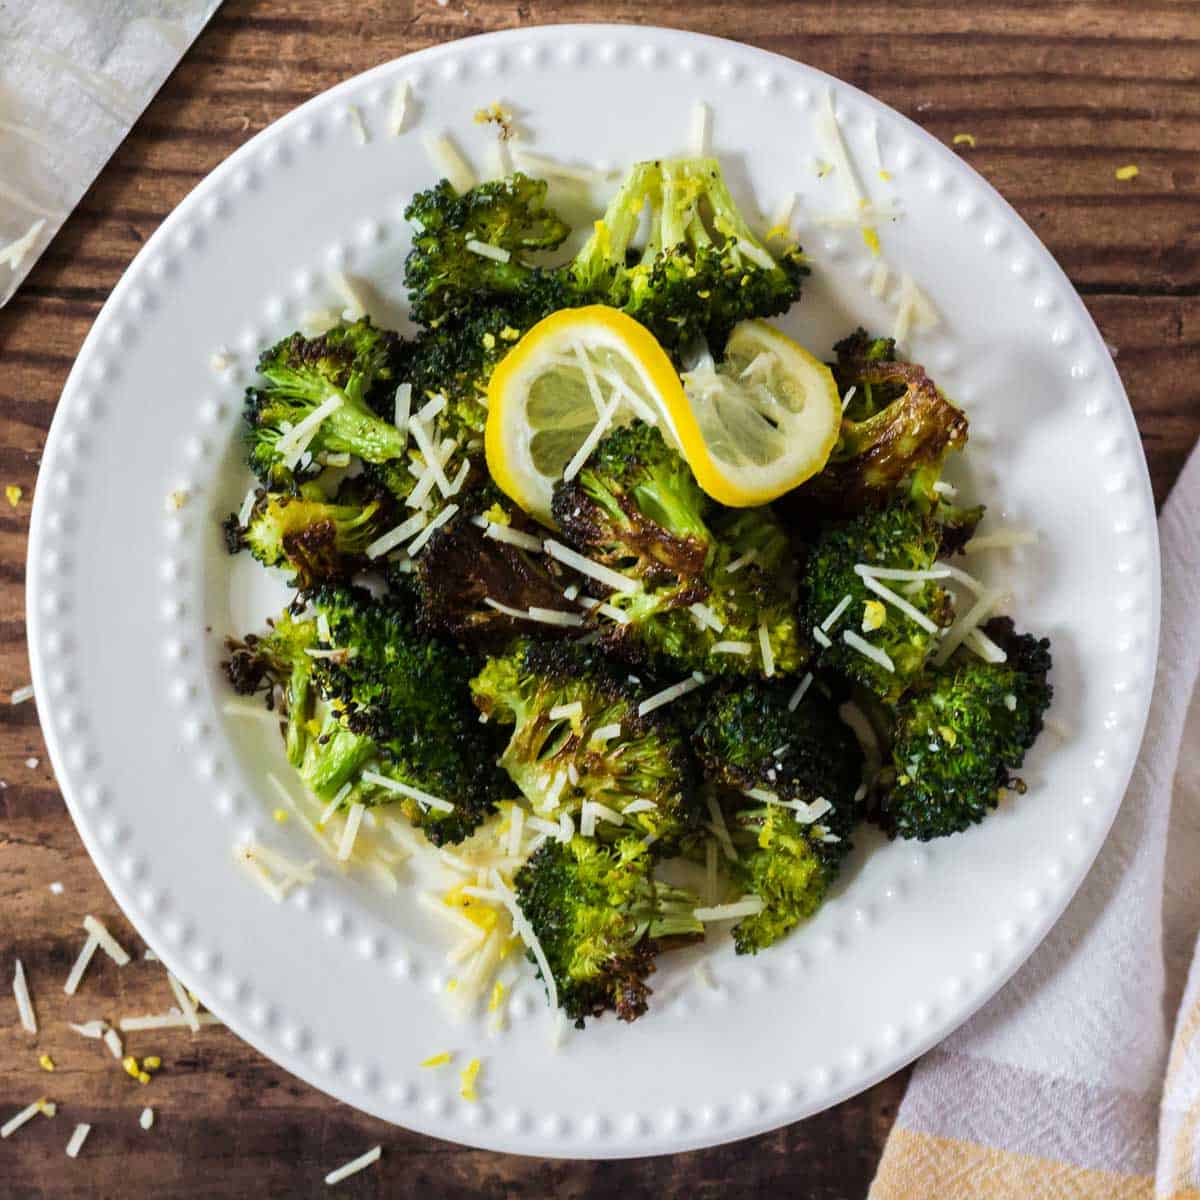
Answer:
[0,3,1195,1196]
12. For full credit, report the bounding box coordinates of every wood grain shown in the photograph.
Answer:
[1,2,1196,1196]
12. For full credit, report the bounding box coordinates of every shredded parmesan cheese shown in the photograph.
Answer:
[465,238,511,263]
[407,503,459,555]
[758,623,776,676]
[83,915,131,966]
[366,512,427,560]
[788,672,814,712]
[689,100,711,156]
[843,629,895,672]
[689,602,725,633]
[389,80,412,135]
[65,1123,90,1158]
[139,1107,154,1131]
[325,1145,382,1186]
[361,770,454,813]
[562,395,620,483]
[103,1027,124,1059]
[590,723,621,744]
[12,960,36,1034]
[856,569,940,633]
[544,539,640,593]
[346,104,368,145]
[694,896,765,922]
[166,973,201,1033]
[549,701,583,721]
[962,529,1039,553]
[527,606,585,627]
[2,1098,51,1139]
[336,802,366,861]
[637,675,704,717]
[934,586,1003,665]
[63,934,99,995]
[10,682,35,705]
[712,641,752,656]
[705,792,738,863]
[821,593,854,632]
[485,523,543,552]
[0,218,46,273]
[422,132,476,193]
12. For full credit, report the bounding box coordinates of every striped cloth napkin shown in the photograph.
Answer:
[870,441,1200,1199]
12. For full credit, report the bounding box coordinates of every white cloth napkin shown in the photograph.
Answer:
[871,441,1200,1200]
[0,1,223,306]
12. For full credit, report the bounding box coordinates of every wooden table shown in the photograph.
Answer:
[2,2,1195,1196]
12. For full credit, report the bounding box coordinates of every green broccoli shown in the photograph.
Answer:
[553,424,806,677]
[883,617,1053,841]
[470,640,698,848]
[305,585,508,844]
[695,680,863,952]
[800,499,956,701]
[514,834,704,1025]
[245,319,408,488]
[571,157,809,356]
[222,482,393,589]
[403,159,808,360]
[787,328,970,519]
[403,173,574,327]
[223,609,317,768]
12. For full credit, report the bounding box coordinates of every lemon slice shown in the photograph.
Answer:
[486,308,841,522]
[485,306,687,524]
[676,321,841,506]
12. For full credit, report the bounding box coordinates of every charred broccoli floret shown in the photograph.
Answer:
[401,493,576,647]
[514,835,703,1025]
[245,319,407,488]
[403,173,574,327]
[786,329,970,519]
[800,500,957,701]
[223,482,393,589]
[696,681,863,953]
[552,421,714,581]
[553,425,805,677]
[306,586,507,844]
[470,640,698,848]
[883,617,1053,841]
[571,158,809,356]
[223,609,317,767]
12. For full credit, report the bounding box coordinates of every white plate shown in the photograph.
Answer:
[27,25,1159,1158]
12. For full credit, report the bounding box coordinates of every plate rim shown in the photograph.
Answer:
[26,21,1162,1159]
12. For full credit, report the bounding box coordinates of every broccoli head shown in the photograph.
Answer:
[551,421,713,581]
[402,497,577,647]
[223,609,317,768]
[470,640,698,847]
[306,585,507,844]
[727,805,831,955]
[246,319,408,488]
[570,158,809,357]
[514,834,704,1025]
[786,329,970,519]
[695,680,863,952]
[800,499,957,701]
[223,482,393,589]
[554,431,806,677]
[403,173,574,327]
[883,617,1053,841]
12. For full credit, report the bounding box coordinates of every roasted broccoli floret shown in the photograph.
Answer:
[696,680,862,953]
[883,617,1053,841]
[245,319,407,488]
[552,421,713,581]
[403,159,807,360]
[223,609,317,767]
[571,157,809,356]
[514,835,703,1025]
[400,494,576,647]
[306,585,507,844]
[471,640,698,847]
[784,329,970,521]
[800,499,957,701]
[403,174,574,327]
[553,425,806,677]
[223,482,393,589]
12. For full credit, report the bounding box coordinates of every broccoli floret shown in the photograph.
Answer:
[223,482,393,589]
[514,835,704,1025]
[245,319,408,488]
[788,329,970,518]
[401,494,577,647]
[801,500,957,701]
[552,422,714,581]
[727,805,830,955]
[470,640,698,848]
[695,680,863,952]
[553,427,806,677]
[222,609,317,767]
[571,158,809,356]
[403,174,574,327]
[696,680,862,851]
[883,617,1053,841]
[306,586,507,844]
